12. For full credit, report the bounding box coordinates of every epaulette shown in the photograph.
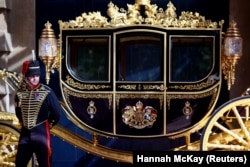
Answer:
[40,84,51,92]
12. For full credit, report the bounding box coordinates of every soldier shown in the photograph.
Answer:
[15,60,62,167]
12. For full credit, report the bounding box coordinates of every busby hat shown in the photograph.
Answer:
[22,60,41,77]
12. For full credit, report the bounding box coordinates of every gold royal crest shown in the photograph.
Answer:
[122,101,157,129]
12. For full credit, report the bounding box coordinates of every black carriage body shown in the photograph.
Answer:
[60,25,222,138]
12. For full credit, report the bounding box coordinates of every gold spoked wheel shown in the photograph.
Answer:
[200,96,250,151]
[0,123,35,167]
[0,123,20,166]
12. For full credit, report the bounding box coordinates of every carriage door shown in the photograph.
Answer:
[114,29,166,137]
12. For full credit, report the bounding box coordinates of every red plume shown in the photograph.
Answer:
[22,61,30,75]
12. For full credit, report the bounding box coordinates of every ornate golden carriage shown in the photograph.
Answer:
[0,0,249,166]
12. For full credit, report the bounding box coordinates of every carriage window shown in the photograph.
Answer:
[116,34,163,81]
[68,37,109,81]
[170,36,214,82]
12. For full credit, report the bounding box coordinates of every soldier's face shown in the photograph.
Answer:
[27,75,40,86]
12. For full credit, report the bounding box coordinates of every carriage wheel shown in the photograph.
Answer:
[0,123,35,167]
[200,96,250,151]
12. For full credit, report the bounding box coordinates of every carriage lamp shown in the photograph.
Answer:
[38,21,58,84]
[222,20,242,90]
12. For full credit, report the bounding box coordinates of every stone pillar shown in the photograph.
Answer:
[0,0,13,112]
[0,0,35,113]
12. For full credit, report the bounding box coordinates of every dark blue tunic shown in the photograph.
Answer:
[15,84,61,167]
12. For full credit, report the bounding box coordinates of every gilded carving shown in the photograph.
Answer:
[118,84,163,90]
[143,84,163,91]
[58,1,224,29]
[63,86,113,109]
[116,93,163,110]
[0,112,19,124]
[65,75,110,90]
[166,87,218,109]
[169,74,219,90]
[0,68,23,91]
[118,84,137,90]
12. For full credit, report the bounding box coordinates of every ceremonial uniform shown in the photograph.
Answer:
[15,60,61,167]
